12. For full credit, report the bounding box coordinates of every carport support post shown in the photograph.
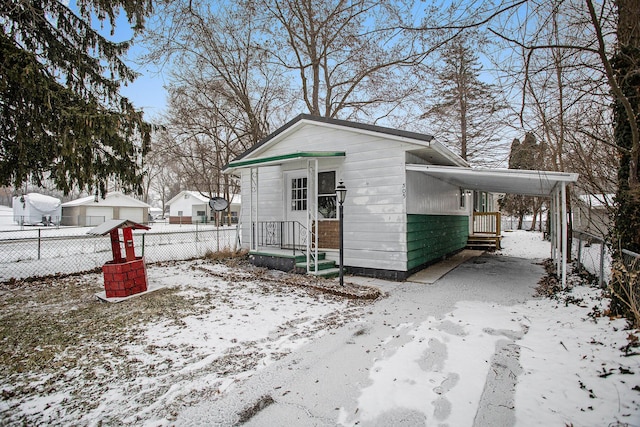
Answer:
[555,186,562,282]
[561,182,567,288]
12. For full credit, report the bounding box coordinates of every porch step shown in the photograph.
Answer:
[292,252,326,263]
[295,258,336,274]
[308,267,341,279]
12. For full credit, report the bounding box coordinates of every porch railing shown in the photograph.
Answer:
[254,221,308,255]
[473,212,501,236]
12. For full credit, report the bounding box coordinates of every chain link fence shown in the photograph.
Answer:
[0,225,240,282]
[572,230,611,287]
[621,248,640,272]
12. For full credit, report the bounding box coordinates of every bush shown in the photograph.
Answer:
[609,260,640,327]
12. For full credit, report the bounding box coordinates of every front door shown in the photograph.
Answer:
[285,170,308,248]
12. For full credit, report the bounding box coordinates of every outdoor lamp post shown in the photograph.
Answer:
[336,180,347,286]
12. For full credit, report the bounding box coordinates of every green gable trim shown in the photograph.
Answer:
[226,151,346,169]
[406,214,469,270]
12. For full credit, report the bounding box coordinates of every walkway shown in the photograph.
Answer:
[177,252,544,426]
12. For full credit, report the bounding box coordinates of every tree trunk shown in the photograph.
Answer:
[612,0,640,253]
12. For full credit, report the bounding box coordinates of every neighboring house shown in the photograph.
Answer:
[61,192,151,226]
[12,193,62,226]
[224,114,578,283]
[167,191,241,225]
[574,194,614,237]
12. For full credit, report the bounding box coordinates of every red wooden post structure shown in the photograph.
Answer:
[89,219,151,298]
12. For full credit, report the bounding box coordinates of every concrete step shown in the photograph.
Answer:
[307,267,340,279]
[295,259,336,273]
[293,252,326,263]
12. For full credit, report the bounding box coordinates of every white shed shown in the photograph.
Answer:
[12,193,62,226]
[61,192,151,226]
[167,191,241,225]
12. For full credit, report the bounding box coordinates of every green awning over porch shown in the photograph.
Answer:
[224,151,345,171]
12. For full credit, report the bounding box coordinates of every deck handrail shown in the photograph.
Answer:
[473,212,501,236]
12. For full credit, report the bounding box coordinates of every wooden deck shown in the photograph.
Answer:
[467,212,502,250]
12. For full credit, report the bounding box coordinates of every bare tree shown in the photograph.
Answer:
[143,0,289,147]
[260,0,433,119]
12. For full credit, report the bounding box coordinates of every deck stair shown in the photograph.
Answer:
[466,233,502,251]
[467,211,502,251]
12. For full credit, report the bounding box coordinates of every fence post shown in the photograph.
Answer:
[577,236,582,271]
[599,243,605,288]
[142,233,145,257]
[37,228,41,260]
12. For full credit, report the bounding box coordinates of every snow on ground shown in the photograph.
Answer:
[1,229,639,426]
[342,285,637,426]
[0,261,368,426]
[497,229,551,259]
[338,231,640,426]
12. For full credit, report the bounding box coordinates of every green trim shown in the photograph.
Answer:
[406,214,469,270]
[226,151,345,169]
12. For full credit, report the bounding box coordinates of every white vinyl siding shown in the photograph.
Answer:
[241,124,410,272]
[406,171,469,215]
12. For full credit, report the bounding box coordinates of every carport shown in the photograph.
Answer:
[406,164,579,287]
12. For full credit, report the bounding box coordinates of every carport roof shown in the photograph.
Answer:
[406,164,579,197]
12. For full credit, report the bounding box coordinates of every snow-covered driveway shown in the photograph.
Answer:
[177,232,640,426]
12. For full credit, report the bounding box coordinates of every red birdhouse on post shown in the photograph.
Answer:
[88,219,151,298]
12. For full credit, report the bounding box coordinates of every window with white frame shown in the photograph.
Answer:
[291,177,307,211]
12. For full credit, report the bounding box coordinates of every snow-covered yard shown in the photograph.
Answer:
[0,260,370,425]
[0,230,638,426]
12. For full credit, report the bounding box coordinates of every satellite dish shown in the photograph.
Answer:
[209,197,229,212]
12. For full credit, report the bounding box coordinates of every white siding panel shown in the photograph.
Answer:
[345,249,407,271]
[406,171,466,215]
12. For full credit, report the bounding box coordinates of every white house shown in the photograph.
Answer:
[224,115,578,283]
[61,192,151,226]
[574,194,614,237]
[12,193,62,226]
[167,191,241,225]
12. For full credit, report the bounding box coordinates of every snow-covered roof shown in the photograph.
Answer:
[13,193,61,213]
[62,192,150,208]
[167,191,241,206]
[87,219,150,235]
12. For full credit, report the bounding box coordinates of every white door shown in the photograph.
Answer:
[285,170,308,248]
[120,207,144,223]
[85,206,113,226]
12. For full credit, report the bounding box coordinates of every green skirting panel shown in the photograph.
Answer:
[406,214,469,270]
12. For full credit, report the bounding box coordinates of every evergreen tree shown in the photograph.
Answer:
[422,34,508,166]
[500,133,543,229]
[0,0,153,196]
